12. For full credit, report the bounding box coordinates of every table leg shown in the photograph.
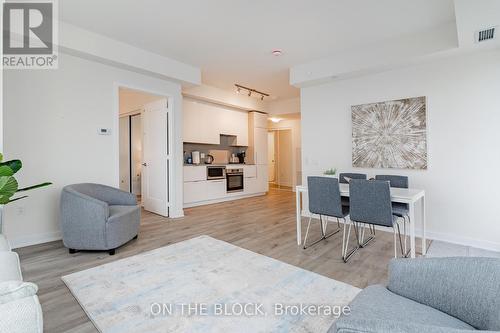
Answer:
[296,190,302,245]
[409,201,416,258]
[421,196,427,256]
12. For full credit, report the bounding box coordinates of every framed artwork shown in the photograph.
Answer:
[351,96,427,169]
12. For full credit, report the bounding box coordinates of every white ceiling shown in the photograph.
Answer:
[60,0,455,99]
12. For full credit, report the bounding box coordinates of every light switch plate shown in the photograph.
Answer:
[98,128,111,135]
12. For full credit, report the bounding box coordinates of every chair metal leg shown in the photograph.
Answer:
[342,218,360,262]
[323,216,341,239]
[303,216,313,249]
[359,223,375,248]
[393,217,411,258]
[303,214,339,249]
[393,226,398,258]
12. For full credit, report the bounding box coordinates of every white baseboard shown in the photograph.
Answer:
[422,230,500,252]
[300,210,500,252]
[9,230,62,249]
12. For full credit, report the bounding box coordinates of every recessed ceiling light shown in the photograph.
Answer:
[272,49,283,56]
[269,117,282,123]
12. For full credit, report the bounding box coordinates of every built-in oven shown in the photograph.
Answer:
[207,166,226,180]
[226,168,244,192]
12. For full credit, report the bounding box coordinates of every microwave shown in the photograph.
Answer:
[207,166,226,180]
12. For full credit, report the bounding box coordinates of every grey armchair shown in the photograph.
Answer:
[333,257,500,332]
[61,183,140,255]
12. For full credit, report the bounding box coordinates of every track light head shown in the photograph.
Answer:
[260,94,265,101]
[248,90,252,97]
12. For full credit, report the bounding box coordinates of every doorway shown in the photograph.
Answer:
[268,129,293,191]
[119,113,142,196]
[118,87,170,217]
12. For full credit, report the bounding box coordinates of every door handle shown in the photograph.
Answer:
[142,163,148,167]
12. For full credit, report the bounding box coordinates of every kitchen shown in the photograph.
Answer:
[183,96,269,207]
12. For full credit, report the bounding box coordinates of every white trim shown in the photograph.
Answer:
[9,231,62,249]
[114,82,176,218]
[422,229,500,253]
[300,210,500,252]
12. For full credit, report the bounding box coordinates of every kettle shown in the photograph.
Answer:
[205,154,214,164]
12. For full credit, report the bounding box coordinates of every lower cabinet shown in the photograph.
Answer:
[184,179,227,204]
[184,165,268,206]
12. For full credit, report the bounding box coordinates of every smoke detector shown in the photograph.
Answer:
[475,27,496,43]
[271,49,283,56]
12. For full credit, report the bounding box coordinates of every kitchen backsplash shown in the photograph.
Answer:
[184,136,247,163]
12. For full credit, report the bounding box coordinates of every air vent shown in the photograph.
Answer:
[476,27,496,43]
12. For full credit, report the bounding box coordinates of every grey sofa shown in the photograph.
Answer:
[61,183,140,255]
[333,257,500,333]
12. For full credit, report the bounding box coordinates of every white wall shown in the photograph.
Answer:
[3,53,184,248]
[301,49,500,251]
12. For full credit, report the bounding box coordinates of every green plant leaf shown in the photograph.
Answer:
[17,182,52,192]
[0,159,22,174]
[0,176,18,204]
[0,166,14,177]
[0,153,3,162]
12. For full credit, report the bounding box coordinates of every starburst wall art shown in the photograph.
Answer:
[351,96,427,169]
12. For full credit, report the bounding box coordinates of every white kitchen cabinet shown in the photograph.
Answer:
[205,179,226,199]
[184,179,226,204]
[183,99,248,146]
[184,181,207,204]
[243,165,257,178]
[183,100,220,144]
[256,164,269,193]
[244,177,259,194]
[253,127,268,165]
[183,166,206,182]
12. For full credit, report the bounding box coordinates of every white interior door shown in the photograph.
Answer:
[142,99,169,216]
[268,131,275,182]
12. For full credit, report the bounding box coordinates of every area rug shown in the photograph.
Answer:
[62,236,360,333]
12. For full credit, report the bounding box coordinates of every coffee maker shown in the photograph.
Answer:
[237,152,246,164]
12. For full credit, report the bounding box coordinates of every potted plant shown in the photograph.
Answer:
[0,153,52,234]
[323,167,337,177]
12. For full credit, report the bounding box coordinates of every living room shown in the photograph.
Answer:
[1,1,500,332]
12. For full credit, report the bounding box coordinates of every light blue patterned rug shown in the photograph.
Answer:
[62,236,359,333]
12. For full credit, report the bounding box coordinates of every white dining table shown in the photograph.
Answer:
[295,183,426,258]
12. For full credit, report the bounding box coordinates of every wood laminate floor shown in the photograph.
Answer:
[16,189,427,333]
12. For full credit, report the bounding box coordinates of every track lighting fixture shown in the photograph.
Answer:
[234,84,270,101]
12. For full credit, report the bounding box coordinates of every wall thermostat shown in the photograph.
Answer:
[98,128,111,135]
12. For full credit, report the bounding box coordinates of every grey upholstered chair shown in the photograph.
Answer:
[349,179,406,258]
[338,173,367,208]
[304,177,347,249]
[339,173,367,184]
[332,257,500,333]
[61,183,140,255]
[375,175,410,257]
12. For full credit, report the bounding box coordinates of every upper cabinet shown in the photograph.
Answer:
[183,99,248,146]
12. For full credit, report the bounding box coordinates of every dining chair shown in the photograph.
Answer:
[348,179,407,259]
[375,175,410,257]
[338,173,367,208]
[304,176,348,250]
[338,173,367,184]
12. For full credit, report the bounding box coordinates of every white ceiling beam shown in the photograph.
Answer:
[59,22,201,86]
[290,22,458,88]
